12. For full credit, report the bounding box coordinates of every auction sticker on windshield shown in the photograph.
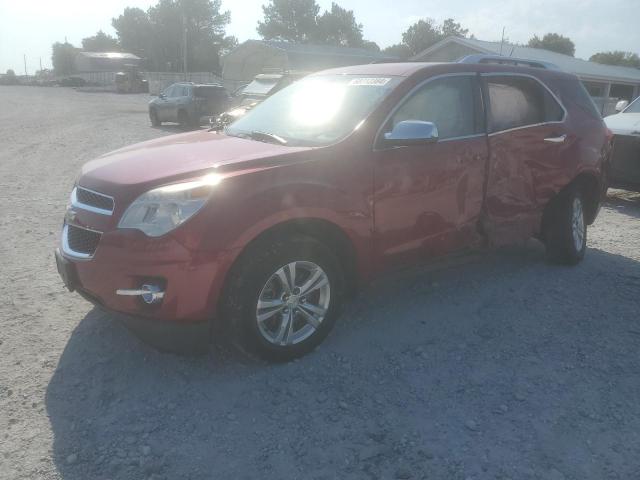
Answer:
[348,77,392,86]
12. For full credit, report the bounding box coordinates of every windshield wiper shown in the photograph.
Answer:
[249,131,288,145]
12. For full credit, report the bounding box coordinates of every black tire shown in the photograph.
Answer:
[149,108,161,127]
[543,185,587,265]
[177,110,192,130]
[224,236,344,362]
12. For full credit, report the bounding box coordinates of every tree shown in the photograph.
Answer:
[589,51,640,68]
[257,0,320,42]
[315,3,364,47]
[81,30,119,52]
[394,17,470,57]
[402,18,441,56]
[112,7,153,57]
[51,42,78,75]
[527,33,575,57]
[440,18,468,38]
[382,43,412,59]
[361,40,380,52]
[112,0,233,72]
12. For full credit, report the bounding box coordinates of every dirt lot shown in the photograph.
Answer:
[1,85,640,480]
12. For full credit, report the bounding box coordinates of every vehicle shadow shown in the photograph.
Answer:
[46,243,640,479]
[605,189,640,219]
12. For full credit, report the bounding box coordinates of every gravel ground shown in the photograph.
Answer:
[1,85,640,480]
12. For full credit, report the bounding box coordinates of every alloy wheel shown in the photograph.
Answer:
[255,261,331,346]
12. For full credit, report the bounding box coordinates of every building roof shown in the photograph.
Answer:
[413,37,640,84]
[77,52,141,60]
[315,62,437,76]
[260,40,395,60]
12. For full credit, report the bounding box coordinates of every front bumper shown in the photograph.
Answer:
[610,134,640,189]
[57,224,235,324]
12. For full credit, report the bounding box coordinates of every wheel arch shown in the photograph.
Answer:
[217,217,360,321]
[542,171,602,231]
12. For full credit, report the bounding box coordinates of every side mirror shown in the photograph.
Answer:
[615,100,629,112]
[159,93,166,99]
[383,120,439,147]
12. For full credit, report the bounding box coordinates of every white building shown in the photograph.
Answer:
[413,36,640,116]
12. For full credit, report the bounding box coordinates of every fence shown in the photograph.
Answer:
[71,71,224,94]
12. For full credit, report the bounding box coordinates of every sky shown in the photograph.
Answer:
[1,0,639,74]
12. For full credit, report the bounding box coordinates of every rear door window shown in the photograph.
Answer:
[485,76,564,133]
[389,75,484,140]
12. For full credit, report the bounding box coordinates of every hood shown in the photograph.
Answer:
[604,113,640,136]
[79,131,313,191]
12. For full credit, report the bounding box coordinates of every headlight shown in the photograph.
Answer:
[118,173,222,237]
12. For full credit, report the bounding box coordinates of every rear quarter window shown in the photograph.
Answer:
[555,79,603,120]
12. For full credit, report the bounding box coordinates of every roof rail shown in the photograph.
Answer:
[457,54,560,71]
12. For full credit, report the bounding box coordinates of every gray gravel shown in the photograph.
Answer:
[1,85,640,480]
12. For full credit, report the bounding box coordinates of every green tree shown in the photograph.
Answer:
[401,18,441,56]
[440,18,468,38]
[257,0,320,42]
[397,17,470,56]
[112,0,233,72]
[112,7,153,57]
[589,51,640,68]
[315,2,363,47]
[527,33,575,56]
[81,30,119,51]
[382,43,412,59]
[51,42,78,75]
[361,40,380,52]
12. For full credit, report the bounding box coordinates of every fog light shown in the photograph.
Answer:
[116,284,165,304]
[140,284,164,304]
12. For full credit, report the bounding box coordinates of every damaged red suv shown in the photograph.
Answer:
[56,57,609,361]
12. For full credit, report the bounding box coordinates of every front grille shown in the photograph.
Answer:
[66,224,101,256]
[74,187,114,214]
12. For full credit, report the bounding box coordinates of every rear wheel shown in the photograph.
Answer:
[149,109,160,127]
[224,236,344,362]
[543,186,587,265]
[177,110,190,130]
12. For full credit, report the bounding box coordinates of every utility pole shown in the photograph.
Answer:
[182,12,188,80]
[23,54,28,76]
[39,57,43,72]
[499,27,505,56]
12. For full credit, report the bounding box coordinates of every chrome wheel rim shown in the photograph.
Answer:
[256,261,331,346]
[572,197,585,251]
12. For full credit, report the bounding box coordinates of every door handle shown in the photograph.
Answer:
[544,134,567,144]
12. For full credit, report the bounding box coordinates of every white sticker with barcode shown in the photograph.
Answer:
[348,77,391,86]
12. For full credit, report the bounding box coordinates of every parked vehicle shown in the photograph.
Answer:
[56,58,609,361]
[149,82,231,129]
[214,72,307,127]
[604,97,640,191]
[115,65,148,94]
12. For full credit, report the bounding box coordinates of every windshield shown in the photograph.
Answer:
[226,74,400,147]
[242,77,281,96]
[624,97,640,113]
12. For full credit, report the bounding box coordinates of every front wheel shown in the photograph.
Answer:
[225,236,344,362]
[149,109,160,127]
[543,186,587,265]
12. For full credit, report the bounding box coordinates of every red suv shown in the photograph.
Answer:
[56,58,609,361]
